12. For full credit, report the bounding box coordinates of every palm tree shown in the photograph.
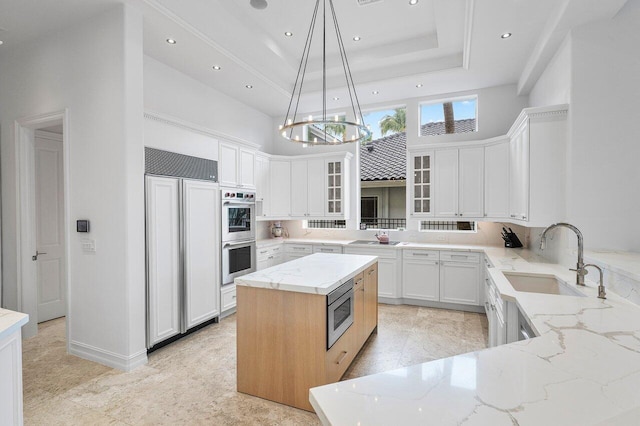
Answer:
[324,122,346,140]
[443,102,455,134]
[379,108,406,136]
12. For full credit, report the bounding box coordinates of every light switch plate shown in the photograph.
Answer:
[81,239,96,253]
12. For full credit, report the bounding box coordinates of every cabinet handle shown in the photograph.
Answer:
[435,261,438,265]
[268,256,274,259]
[355,278,363,285]
[412,253,432,256]
[336,351,349,365]
[510,214,516,218]
[368,269,376,275]
[232,295,237,299]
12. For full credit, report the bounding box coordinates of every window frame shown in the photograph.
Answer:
[418,95,478,138]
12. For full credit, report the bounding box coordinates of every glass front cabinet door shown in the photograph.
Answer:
[326,160,343,215]
[410,151,434,217]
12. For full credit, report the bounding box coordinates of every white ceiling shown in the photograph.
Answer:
[0,0,629,117]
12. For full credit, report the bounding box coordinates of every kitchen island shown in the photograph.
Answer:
[235,253,378,411]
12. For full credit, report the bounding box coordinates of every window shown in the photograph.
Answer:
[305,114,346,143]
[306,220,346,229]
[420,97,477,136]
[420,221,477,232]
[360,106,407,230]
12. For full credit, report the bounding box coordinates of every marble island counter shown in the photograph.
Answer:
[310,248,640,425]
[235,252,378,295]
[1,308,29,425]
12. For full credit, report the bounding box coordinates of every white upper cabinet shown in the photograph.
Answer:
[458,147,484,218]
[325,158,349,217]
[255,154,270,217]
[307,159,325,217]
[269,160,291,218]
[507,104,568,226]
[290,160,309,217]
[291,157,338,219]
[409,151,434,217]
[218,141,256,189]
[433,147,484,219]
[484,139,510,218]
[434,149,458,217]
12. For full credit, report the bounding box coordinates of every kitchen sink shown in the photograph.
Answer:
[502,272,586,297]
[349,240,402,246]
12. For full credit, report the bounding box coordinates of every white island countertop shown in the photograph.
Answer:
[235,253,378,295]
[0,308,29,340]
[310,247,640,425]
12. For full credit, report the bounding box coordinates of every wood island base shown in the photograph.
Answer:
[236,262,378,412]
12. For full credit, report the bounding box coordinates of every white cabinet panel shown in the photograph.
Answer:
[219,143,239,187]
[239,149,256,189]
[183,180,220,329]
[221,285,237,312]
[307,159,325,217]
[312,245,342,254]
[402,259,439,301]
[378,258,400,298]
[0,330,24,426]
[269,160,291,217]
[290,160,308,217]
[439,261,480,306]
[509,121,529,221]
[434,149,458,217]
[458,147,484,218]
[484,141,510,218]
[145,176,181,346]
[255,155,270,217]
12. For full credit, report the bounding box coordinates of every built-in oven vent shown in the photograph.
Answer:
[145,147,218,182]
[357,0,383,5]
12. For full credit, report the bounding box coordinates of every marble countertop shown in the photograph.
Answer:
[257,237,497,252]
[235,253,378,295]
[584,249,640,282]
[0,308,29,340]
[310,248,640,425]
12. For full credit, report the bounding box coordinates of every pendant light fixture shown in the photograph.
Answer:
[280,0,371,145]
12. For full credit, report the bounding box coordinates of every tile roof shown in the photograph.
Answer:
[360,118,476,181]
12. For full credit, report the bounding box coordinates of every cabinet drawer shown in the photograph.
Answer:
[257,247,271,261]
[285,244,312,254]
[344,247,397,259]
[325,325,356,383]
[313,245,343,254]
[221,286,237,311]
[440,251,480,263]
[403,249,439,261]
[271,245,283,254]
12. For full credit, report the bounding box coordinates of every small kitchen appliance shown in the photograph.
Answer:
[271,221,284,239]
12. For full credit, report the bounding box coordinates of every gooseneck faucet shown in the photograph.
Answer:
[584,264,607,299]
[540,223,586,286]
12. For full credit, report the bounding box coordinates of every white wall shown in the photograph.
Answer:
[529,3,640,265]
[529,37,572,108]
[144,56,273,153]
[0,5,146,369]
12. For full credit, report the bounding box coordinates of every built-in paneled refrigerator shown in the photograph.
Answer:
[144,148,220,350]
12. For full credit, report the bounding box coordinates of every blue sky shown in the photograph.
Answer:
[362,99,477,140]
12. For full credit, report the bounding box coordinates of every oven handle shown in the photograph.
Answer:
[223,200,255,206]
[223,241,256,248]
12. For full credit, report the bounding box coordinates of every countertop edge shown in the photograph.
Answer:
[0,310,29,340]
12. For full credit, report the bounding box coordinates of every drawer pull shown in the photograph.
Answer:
[412,253,432,256]
[355,278,364,284]
[232,295,236,299]
[336,351,348,365]
[368,269,375,275]
[451,255,468,259]
[320,248,334,252]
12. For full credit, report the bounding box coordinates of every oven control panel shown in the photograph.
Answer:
[222,190,255,200]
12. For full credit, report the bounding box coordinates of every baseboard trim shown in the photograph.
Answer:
[70,341,148,372]
[378,297,485,314]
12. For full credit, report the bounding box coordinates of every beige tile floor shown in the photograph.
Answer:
[22,305,488,425]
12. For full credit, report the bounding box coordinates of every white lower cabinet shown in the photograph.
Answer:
[312,245,343,254]
[344,247,401,299]
[0,327,25,426]
[257,243,285,270]
[221,284,237,313]
[285,243,312,261]
[402,250,439,301]
[438,251,480,306]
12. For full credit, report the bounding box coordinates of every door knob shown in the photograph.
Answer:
[32,251,47,261]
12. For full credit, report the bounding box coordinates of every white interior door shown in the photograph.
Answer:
[34,134,66,323]
[183,180,220,329]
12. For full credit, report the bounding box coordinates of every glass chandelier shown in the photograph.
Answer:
[280,0,371,145]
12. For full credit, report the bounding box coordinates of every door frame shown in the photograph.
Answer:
[15,109,71,341]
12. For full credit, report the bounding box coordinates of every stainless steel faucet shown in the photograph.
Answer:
[584,264,607,299]
[540,223,586,286]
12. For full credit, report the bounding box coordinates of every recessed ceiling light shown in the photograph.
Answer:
[332,97,339,101]
[501,33,512,39]
[372,90,379,95]
[213,65,221,70]
[0,40,4,46]
[246,84,253,89]
[353,36,361,42]
[284,31,293,37]
[416,83,423,88]
[166,38,177,44]
[409,0,418,5]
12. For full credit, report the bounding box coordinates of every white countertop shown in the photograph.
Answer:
[0,308,29,340]
[235,253,378,295]
[310,247,640,425]
[257,237,496,252]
